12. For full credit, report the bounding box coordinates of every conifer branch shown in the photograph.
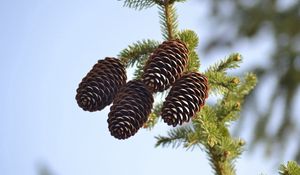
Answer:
[79,1,296,174]
[177,30,200,71]
[206,53,242,73]
[159,1,179,40]
[133,58,147,79]
[121,0,156,10]
[192,106,221,147]
[169,0,187,3]
[155,126,194,148]
[163,2,173,39]
[205,71,239,95]
[186,50,200,72]
[195,108,245,175]
[155,55,256,175]
[279,161,300,175]
[119,39,159,67]
[214,74,256,122]
[155,52,257,175]
[199,73,256,175]
[235,73,257,99]
[143,103,163,129]
[207,146,235,175]
[206,138,245,175]
[176,30,199,50]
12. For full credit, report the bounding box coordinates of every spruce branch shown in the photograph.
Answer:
[143,102,163,129]
[155,52,257,175]
[279,161,300,175]
[215,73,256,122]
[207,144,236,175]
[196,110,245,175]
[77,1,297,174]
[155,125,194,148]
[158,2,179,40]
[234,73,257,99]
[186,50,200,72]
[205,71,240,95]
[168,0,187,4]
[206,53,242,73]
[120,0,157,10]
[176,30,199,50]
[133,58,147,79]
[193,106,222,147]
[177,30,201,71]
[193,113,241,175]
[199,72,255,175]
[119,39,159,67]
[215,100,241,122]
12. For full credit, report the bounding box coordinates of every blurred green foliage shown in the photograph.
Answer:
[37,164,55,175]
[202,0,300,162]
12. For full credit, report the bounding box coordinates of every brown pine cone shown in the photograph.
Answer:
[76,57,127,112]
[108,80,154,139]
[142,39,189,93]
[161,72,209,127]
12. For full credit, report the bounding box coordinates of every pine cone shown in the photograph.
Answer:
[76,57,127,112]
[142,39,189,93]
[108,80,154,139]
[161,72,209,127]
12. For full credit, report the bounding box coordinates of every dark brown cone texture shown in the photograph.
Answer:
[161,72,209,127]
[142,39,189,93]
[76,57,127,112]
[108,80,154,139]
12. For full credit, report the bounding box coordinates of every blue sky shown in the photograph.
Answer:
[0,0,292,175]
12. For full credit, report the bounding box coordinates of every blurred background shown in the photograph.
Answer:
[0,0,299,175]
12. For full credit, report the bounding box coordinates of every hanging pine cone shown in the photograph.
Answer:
[108,80,154,139]
[142,39,189,93]
[161,72,209,127]
[76,57,127,112]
